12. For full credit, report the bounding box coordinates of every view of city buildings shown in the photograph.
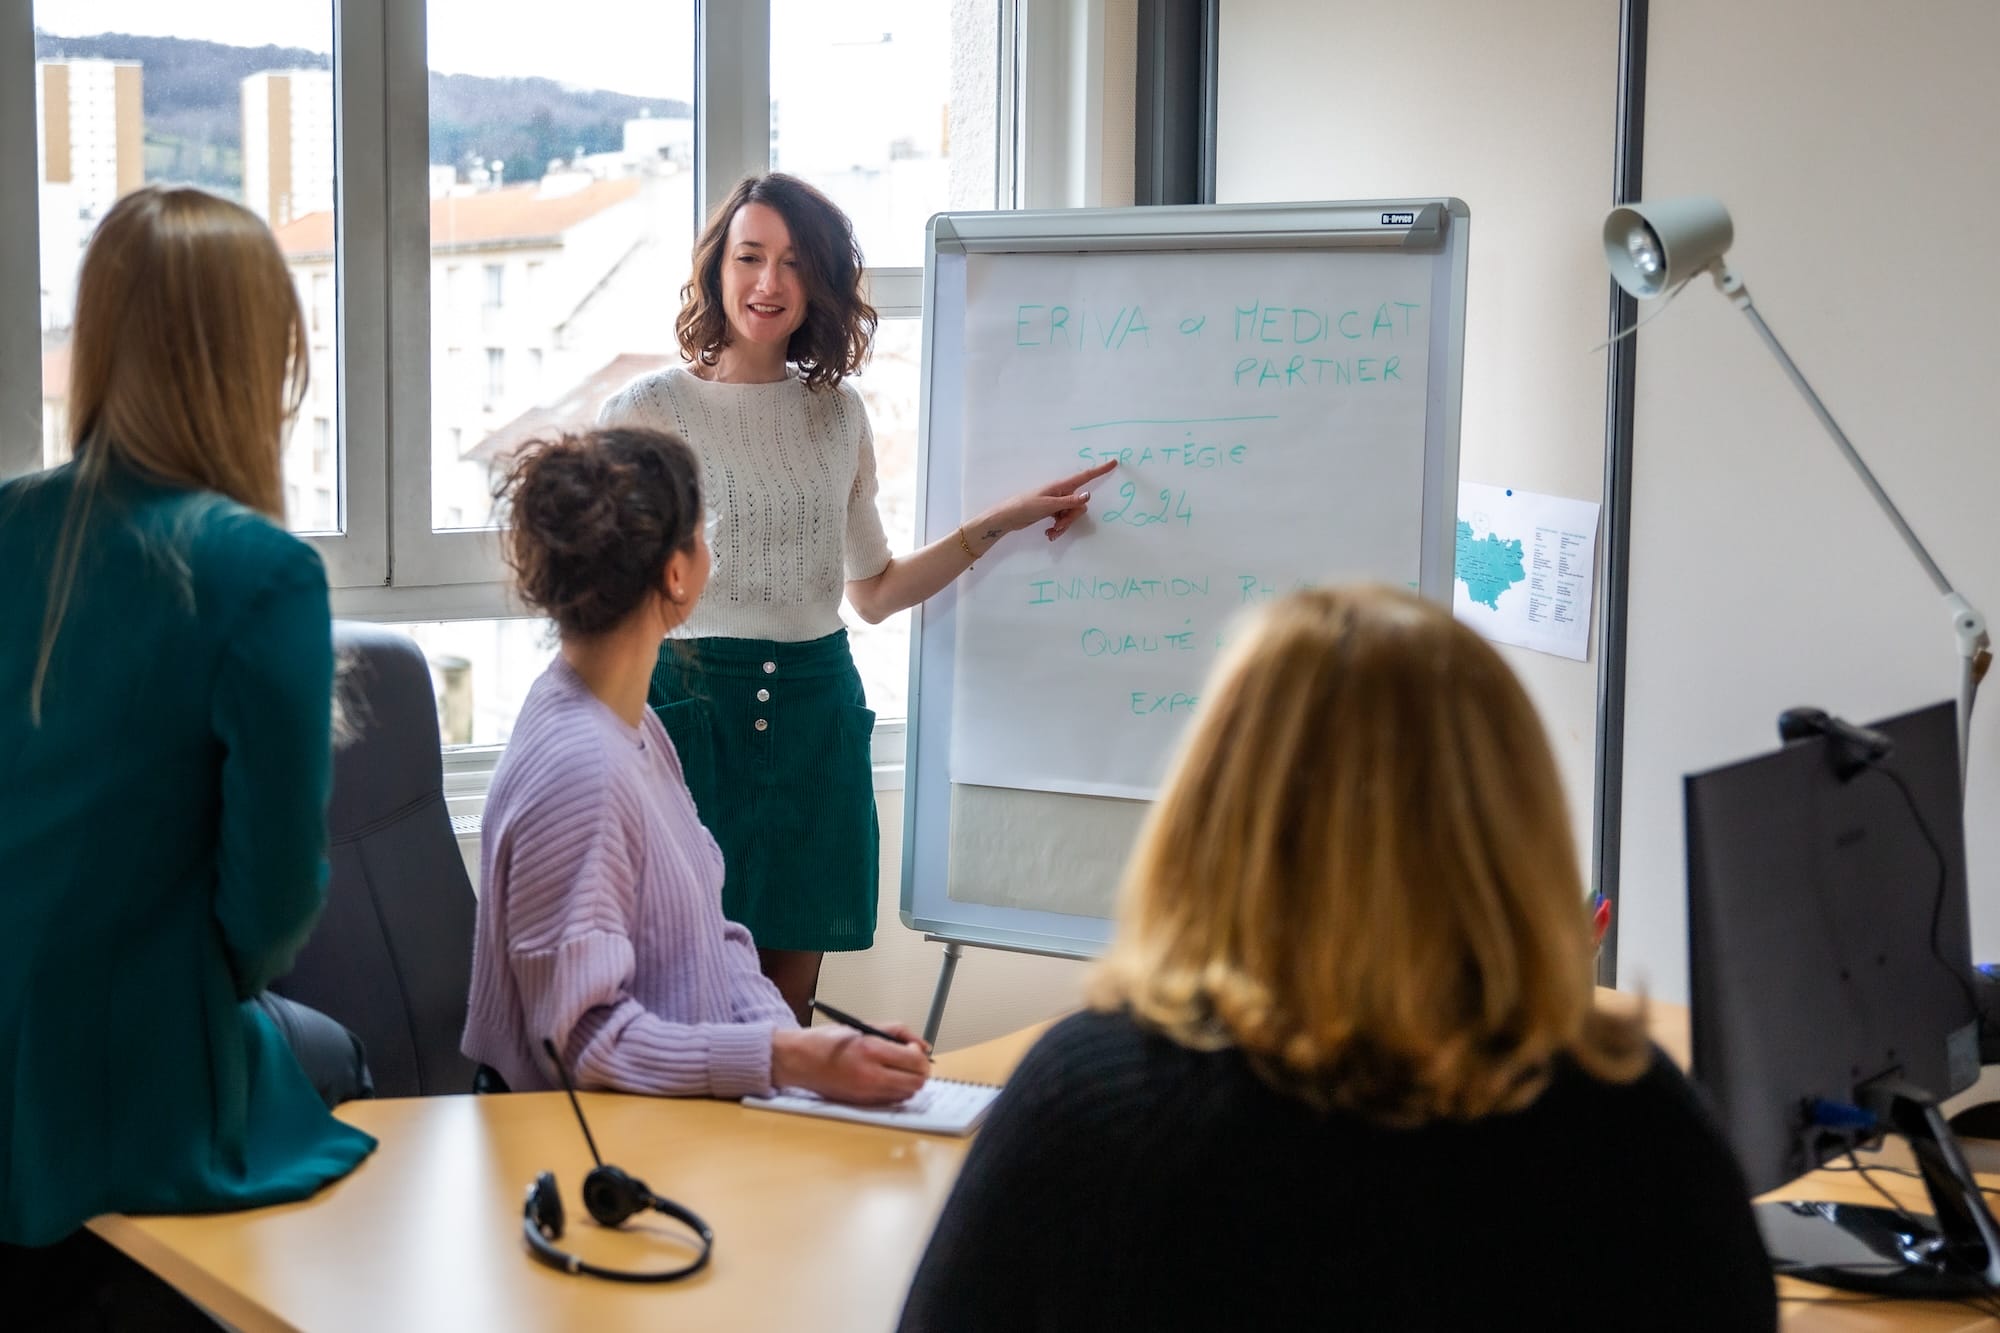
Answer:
[242,68,334,228]
[33,4,979,741]
[34,57,139,349]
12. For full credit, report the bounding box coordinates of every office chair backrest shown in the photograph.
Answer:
[270,623,479,1097]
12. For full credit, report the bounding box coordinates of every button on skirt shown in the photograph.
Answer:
[648,630,878,952]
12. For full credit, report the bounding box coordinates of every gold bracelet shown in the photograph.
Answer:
[956,526,979,564]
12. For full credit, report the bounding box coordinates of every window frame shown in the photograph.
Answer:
[0,0,392,585]
[324,0,391,586]
[0,0,37,482]
[373,0,741,595]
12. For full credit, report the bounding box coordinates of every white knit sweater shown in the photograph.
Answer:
[599,365,894,643]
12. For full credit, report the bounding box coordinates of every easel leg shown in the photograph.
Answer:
[922,941,963,1049]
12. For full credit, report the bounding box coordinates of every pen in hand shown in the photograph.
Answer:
[810,998,934,1063]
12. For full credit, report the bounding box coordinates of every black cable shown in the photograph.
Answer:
[1869,763,1981,1023]
[1847,1147,1924,1227]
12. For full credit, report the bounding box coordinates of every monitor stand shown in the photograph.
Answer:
[1759,1080,2000,1297]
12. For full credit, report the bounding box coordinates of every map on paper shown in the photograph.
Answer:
[1453,482,1600,661]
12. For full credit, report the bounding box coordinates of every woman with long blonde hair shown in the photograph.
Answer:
[901,585,1774,1331]
[0,187,375,1320]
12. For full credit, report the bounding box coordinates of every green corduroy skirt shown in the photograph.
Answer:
[649,630,878,953]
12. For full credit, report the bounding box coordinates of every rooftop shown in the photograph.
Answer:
[274,176,642,260]
[468,351,676,464]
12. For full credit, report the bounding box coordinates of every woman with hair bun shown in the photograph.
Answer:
[461,426,930,1104]
[602,173,1114,1023]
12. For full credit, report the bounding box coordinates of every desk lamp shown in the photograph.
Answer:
[1601,196,1991,788]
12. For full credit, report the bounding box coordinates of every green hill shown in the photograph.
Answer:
[33,29,690,198]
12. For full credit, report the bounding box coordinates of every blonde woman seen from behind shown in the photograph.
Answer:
[900,586,1776,1332]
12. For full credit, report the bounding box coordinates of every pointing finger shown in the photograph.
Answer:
[1045,460,1117,494]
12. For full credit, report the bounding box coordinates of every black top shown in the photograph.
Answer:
[900,1009,1775,1332]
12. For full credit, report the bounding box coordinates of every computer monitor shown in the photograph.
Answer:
[1686,699,1995,1296]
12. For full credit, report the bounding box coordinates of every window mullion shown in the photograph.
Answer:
[697,0,772,220]
[311,0,391,587]
[996,0,1023,209]
[864,267,925,320]
[382,0,501,589]
[382,0,439,587]
[0,0,41,480]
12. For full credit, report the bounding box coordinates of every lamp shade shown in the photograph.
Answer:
[1603,196,1734,298]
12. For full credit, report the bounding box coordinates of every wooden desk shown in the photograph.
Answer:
[90,1000,2000,1331]
[92,1029,1036,1333]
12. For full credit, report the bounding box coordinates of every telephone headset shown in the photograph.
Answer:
[522,1037,715,1283]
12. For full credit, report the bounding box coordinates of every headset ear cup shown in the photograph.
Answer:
[582,1165,651,1228]
[522,1172,580,1275]
[525,1171,566,1240]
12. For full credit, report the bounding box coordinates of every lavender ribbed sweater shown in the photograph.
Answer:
[461,657,798,1096]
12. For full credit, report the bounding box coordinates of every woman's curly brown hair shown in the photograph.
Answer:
[496,427,702,637]
[676,173,877,390]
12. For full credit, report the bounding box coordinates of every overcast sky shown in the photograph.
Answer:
[37,0,951,108]
[37,0,701,100]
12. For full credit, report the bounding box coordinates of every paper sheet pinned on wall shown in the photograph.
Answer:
[1453,482,1600,662]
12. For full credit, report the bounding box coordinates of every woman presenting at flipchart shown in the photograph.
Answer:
[601,173,1114,1024]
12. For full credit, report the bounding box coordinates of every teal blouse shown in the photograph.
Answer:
[0,461,375,1247]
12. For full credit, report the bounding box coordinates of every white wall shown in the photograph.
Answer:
[1215,0,1621,872]
[1619,0,2000,1001]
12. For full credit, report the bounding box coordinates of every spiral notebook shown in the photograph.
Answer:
[741,1078,1002,1136]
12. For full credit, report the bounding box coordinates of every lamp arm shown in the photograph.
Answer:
[1714,266,1951,595]
[1712,265,1992,786]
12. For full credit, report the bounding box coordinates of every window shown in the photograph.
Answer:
[381,619,560,747]
[771,0,997,267]
[425,0,698,532]
[842,318,922,717]
[4,0,1019,746]
[778,1,1004,715]
[30,2,341,543]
